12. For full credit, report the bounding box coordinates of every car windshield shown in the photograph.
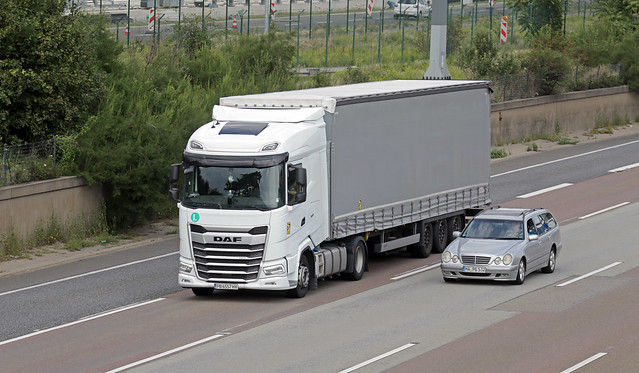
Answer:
[182,164,285,211]
[461,219,524,240]
[398,0,417,4]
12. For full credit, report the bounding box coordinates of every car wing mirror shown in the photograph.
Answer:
[529,234,539,241]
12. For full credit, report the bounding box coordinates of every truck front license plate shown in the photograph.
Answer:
[213,283,239,290]
[462,266,486,273]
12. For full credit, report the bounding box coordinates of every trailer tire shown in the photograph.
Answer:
[287,254,310,298]
[344,237,366,281]
[432,219,448,253]
[409,221,433,258]
[192,288,214,297]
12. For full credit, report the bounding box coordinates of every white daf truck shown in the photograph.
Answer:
[169,80,492,297]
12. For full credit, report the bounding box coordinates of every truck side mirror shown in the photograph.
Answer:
[288,165,307,205]
[169,163,181,202]
[170,163,181,184]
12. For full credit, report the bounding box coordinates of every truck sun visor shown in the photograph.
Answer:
[219,122,269,136]
[183,152,289,168]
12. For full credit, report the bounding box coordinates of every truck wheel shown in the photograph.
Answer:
[344,237,366,281]
[287,254,310,298]
[409,221,433,258]
[447,215,463,243]
[192,288,214,297]
[432,219,448,253]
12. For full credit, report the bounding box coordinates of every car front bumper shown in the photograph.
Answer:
[441,262,519,282]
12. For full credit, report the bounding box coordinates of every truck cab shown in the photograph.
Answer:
[171,106,330,297]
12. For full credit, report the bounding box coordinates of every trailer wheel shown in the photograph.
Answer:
[447,215,463,243]
[344,237,366,281]
[432,219,448,253]
[287,254,310,298]
[409,221,433,258]
[192,288,214,297]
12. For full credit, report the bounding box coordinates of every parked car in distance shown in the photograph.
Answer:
[393,0,431,19]
[441,207,562,284]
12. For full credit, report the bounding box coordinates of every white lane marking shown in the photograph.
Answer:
[391,263,441,280]
[578,202,630,220]
[0,252,178,297]
[516,183,572,199]
[560,352,607,373]
[0,298,165,346]
[608,162,639,173]
[339,343,418,373]
[491,139,639,178]
[105,333,228,373]
[557,262,623,287]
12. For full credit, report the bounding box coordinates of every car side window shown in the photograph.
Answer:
[542,213,557,230]
[526,219,537,236]
[532,215,547,235]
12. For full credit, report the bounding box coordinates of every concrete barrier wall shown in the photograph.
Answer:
[0,176,103,240]
[491,86,639,146]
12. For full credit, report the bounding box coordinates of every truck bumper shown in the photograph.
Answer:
[179,257,296,291]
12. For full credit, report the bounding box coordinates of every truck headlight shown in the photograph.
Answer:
[180,263,193,273]
[263,264,285,276]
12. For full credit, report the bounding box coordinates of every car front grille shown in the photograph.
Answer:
[190,224,267,283]
[461,255,491,265]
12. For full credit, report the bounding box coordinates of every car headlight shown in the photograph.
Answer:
[452,255,459,263]
[442,251,451,263]
[503,254,513,265]
[493,257,502,265]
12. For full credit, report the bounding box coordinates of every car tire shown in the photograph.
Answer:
[192,288,214,296]
[514,259,526,285]
[409,221,433,258]
[541,248,556,273]
[432,219,448,253]
[287,254,310,298]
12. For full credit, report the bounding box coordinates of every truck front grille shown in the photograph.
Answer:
[190,224,267,283]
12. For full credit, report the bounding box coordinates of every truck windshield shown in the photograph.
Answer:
[183,164,285,210]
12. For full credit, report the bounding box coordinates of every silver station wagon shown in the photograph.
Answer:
[441,207,562,284]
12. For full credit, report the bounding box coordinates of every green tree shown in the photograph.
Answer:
[511,0,565,37]
[0,0,120,144]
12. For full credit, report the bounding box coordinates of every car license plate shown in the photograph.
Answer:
[462,266,486,273]
[213,283,239,290]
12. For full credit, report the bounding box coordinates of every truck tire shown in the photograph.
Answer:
[447,215,463,243]
[192,288,214,296]
[287,254,310,298]
[432,219,448,253]
[343,237,366,281]
[409,221,433,258]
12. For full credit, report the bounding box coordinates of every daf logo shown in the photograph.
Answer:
[213,236,242,243]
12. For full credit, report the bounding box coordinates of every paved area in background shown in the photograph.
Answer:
[1,123,637,278]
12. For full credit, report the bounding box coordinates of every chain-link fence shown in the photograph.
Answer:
[1,139,62,187]
[491,64,622,103]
